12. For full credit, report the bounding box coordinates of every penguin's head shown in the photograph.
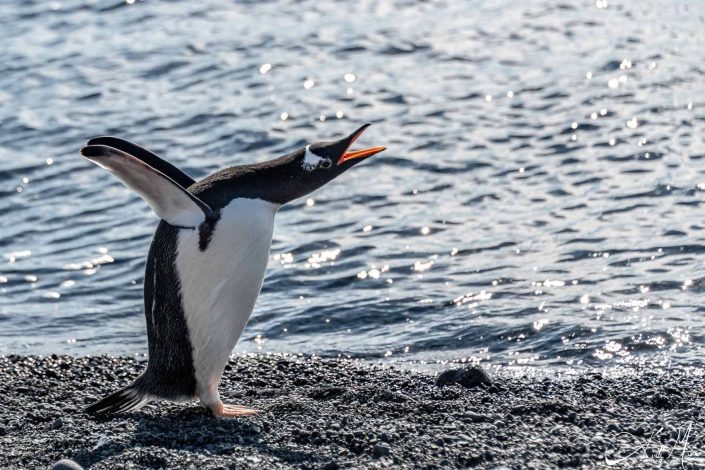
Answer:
[304,123,385,171]
[272,123,386,204]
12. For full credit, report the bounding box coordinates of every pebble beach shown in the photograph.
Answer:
[1,355,703,469]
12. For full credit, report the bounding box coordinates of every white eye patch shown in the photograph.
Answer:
[302,145,331,171]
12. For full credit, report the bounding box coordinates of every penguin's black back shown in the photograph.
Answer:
[140,221,197,399]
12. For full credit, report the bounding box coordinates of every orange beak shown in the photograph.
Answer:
[337,125,386,165]
[338,146,387,164]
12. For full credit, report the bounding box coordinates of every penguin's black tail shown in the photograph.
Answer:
[86,383,150,416]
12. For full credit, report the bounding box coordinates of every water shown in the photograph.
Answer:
[1,0,704,369]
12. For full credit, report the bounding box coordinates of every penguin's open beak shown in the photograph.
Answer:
[337,124,386,166]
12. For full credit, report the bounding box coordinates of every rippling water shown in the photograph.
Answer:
[1,0,704,368]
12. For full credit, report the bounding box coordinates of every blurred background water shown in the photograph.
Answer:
[1,0,704,369]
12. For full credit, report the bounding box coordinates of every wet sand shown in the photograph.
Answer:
[0,354,702,469]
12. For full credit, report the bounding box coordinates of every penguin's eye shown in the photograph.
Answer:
[319,158,332,169]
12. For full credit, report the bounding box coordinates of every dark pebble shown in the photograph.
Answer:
[435,366,492,388]
[465,411,485,422]
[373,443,391,458]
[322,462,339,470]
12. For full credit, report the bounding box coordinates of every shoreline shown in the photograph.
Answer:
[1,354,703,469]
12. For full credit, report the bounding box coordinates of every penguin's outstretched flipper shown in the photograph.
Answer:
[81,144,215,228]
[86,137,196,189]
[86,383,149,415]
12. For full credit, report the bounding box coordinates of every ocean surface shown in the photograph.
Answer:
[1,0,704,369]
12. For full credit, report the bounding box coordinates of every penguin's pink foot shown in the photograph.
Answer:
[210,403,259,418]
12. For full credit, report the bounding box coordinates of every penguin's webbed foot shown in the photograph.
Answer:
[210,403,259,418]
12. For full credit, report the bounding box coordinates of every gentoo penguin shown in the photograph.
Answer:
[80,124,385,417]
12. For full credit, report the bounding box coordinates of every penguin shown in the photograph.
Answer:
[80,124,385,417]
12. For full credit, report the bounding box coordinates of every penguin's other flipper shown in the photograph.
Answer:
[86,136,196,189]
[81,144,214,228]
[86,384,150,416]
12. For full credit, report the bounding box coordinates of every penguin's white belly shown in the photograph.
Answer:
[175,198,278,397]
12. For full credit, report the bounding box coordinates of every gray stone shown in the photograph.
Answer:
[373,443,391,458]
[435,366,492,388]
